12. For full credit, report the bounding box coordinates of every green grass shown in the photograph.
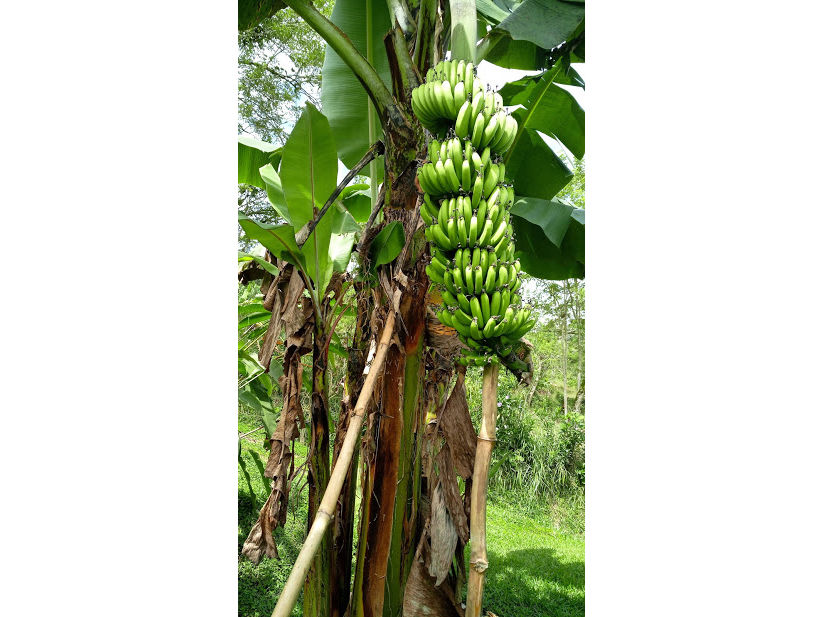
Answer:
[473,501,584,617]
[238,421,584,617]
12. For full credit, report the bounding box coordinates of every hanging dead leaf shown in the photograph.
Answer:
[435,444,470,544]
[403,556,462,617]
[428,483,458,586]
[440,371,476,479]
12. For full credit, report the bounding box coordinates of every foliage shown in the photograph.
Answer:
[319,0,392,174]
[238,1,333,144]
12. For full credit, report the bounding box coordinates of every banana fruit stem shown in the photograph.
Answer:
[283,0,396,119]
[449,0,478,63]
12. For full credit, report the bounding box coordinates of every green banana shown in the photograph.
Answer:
[426,264,444,284]
[443,269,458,295]
[484,262,497,291]
[444,158,460,193]
[483,163,499,197]
[471,173,483,209]
[455,101,471,138]
[481,146,491,169]
[454,306,472,326]
[446,218,458,247]
[480,248,489,280]
[461,159,471,192]
[471,112,485,147]
[411,61,533,357]
[469,215,479,246]
[429,254,448,275]
[489,219,508,246]
[483,315,497,338]
[462,195,473,221]
[476,198,488,224]
[490,290,501,315]
[496,262,509,288]
[451,138,463,170]
[457,292,472,315]
[470,151,483,177]
[477,217,493,246]
[432,224,451,250]
[457,215,468,247]
[452,318,471,339]
[464,265,475,294]
[480,292,491,323]
[441,81,455,118]
[480,113,498,149]
[452,266,464,292]
[473,266,484,293]
[500,288,511,313]
[453,81,467,115]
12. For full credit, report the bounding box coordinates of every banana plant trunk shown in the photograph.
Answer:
[305,319,332,617]
[330,282,372,617]
[351,126,430,617]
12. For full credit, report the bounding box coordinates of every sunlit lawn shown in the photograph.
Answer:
[238,422,584,617]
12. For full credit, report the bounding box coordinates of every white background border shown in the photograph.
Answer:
[1,1,822,615]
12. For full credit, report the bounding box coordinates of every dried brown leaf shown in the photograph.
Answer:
[435,444,470,544]
[440,371,476,479]
[428,483,458,586]
[403,556,462,617]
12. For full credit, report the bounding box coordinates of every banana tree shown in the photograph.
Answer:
[238,0,585,616]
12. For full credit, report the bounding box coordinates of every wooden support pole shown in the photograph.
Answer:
[465,362,499,617]
[271,310,397,617]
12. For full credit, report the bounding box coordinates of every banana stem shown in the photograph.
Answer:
[449,0,478,63]
[283,0,396,120]
[465,361,499,617]
[271,310,396,617]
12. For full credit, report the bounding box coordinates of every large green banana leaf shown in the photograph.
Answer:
[499,62,586,280]
[238,137,281,189]
[506,122,573,201]
[240,104,360,298]
[479,0,584,69]
[280,103,358,296]
[238,216,308,272]
[511,197,584,279]
[280,103,338,231]
[494,0,584,50]
[320,0,392,176]
[258,163,291,223]
[501,67,585,159]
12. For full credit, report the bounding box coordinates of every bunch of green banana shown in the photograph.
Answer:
[411,60,517,152]
[414,60,535,367]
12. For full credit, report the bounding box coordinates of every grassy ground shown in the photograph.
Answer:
[238,421,584,617]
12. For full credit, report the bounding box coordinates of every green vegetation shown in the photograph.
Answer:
[239,420,584,617]
[477,501,584,617]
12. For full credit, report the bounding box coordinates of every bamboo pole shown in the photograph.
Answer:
[466,362,500,617]
[271,310,396,617]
